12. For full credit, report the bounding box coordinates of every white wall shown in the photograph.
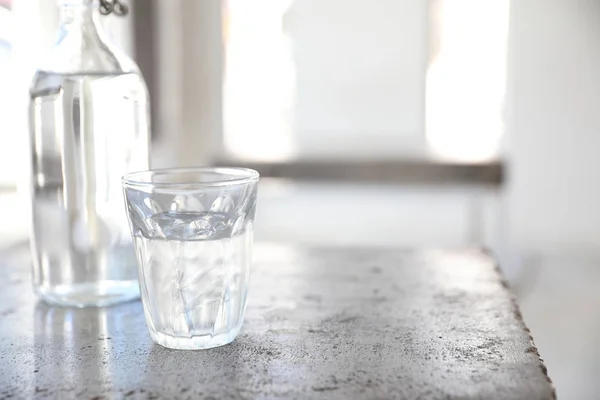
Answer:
[255,181,500,248]
[506,0,600,253]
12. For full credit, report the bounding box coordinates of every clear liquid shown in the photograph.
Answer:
[29,71,149,307]
[134,210,253,350]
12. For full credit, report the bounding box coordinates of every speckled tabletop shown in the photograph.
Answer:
[0,243,554,400]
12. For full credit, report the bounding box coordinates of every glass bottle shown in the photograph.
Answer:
[28,0,150,307]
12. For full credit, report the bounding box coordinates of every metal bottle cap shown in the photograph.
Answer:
[99,0,128,16]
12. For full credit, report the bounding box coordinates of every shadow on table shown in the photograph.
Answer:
[142,331,306,399]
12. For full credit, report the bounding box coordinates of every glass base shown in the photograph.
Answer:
[149,328,241,350]
[36,280,140,308]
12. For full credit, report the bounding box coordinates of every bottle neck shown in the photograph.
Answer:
[37,0,138,74]
[58,0,102,31]
[41,0,133,74]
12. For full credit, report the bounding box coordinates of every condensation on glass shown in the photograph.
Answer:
[28,0,150,307]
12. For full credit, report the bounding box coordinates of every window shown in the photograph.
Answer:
[426,0,509,163]
[222,0,428,161]
[149,0,509,168]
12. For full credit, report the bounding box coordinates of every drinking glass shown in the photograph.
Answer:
[122,167,259,350]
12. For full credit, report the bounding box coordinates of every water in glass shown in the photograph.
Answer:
[134,209,252,349]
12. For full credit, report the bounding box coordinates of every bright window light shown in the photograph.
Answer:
[426,0,510,163]
[222,0,296,162]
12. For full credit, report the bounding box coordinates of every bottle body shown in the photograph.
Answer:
[29,71,149,307]
[28,2,150,307]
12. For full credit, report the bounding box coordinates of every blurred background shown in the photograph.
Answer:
[1,0,600,397]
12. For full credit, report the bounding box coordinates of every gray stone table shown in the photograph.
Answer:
[0,243,554,399]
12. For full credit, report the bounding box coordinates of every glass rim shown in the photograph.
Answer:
[121,166,259,190]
